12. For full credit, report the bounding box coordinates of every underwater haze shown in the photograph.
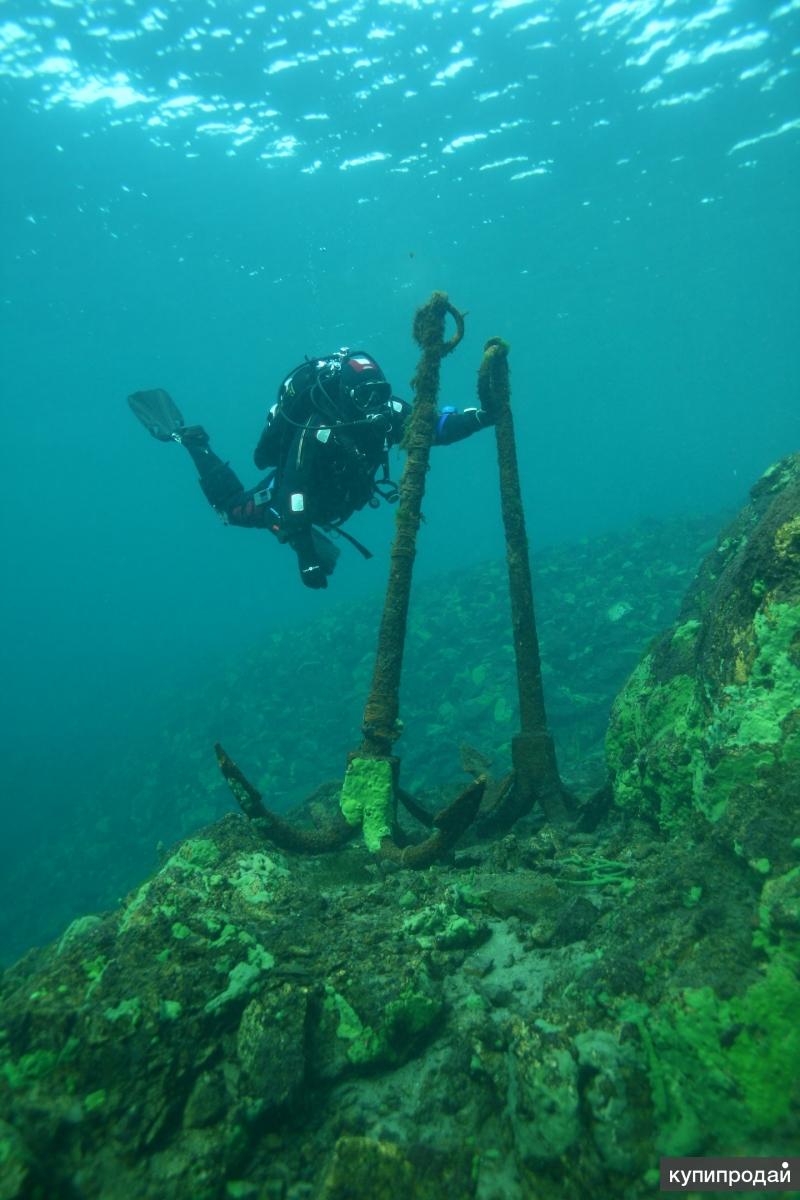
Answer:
[1,0,798,931]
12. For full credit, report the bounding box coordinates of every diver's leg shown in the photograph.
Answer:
[181,428,283,534]
[227,481,283,534]
[272,432,329,589]
[179,427,248,516]
[274,495,330,589]
[184,436,284,540]
[291,528,329,589]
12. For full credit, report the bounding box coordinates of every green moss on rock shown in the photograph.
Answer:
[624,950,800,1155]
[2,1049,58,1089]
[204,945,275,1015]
[606,662,705,826]
[230,851,289,905]
[323,985,441,1069]
[607,454,800,862]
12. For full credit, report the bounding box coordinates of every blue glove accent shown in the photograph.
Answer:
[436,406,457,437]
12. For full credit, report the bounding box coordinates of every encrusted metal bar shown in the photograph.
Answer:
[359,292,465,757]
[377,776,486,868]
[215,743,357,853]
[479,338,575,827]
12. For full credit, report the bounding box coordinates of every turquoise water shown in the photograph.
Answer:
[1,0,798,948]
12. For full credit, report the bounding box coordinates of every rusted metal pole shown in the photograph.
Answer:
[339,292,486,864]
[359,291,464,756]
[479,338,575,826]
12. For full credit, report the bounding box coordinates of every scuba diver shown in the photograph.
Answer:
[128,348,495,590]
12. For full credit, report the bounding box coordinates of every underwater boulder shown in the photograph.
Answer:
[0,818,455,1200]
[606,452,800,871]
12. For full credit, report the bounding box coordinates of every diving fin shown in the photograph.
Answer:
[128,388,185,442]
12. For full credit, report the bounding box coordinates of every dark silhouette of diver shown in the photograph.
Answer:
[129,348,494,590]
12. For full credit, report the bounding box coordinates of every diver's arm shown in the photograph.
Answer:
[433,406,494,445]
[254,403,282,469]
[385,399,494,448]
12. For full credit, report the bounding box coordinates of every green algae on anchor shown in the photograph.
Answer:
[339,757,394,852]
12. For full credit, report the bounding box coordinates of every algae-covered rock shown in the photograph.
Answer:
[759,865,800,936]
[573,1030,649,1175]
[595,454,800,1172]
[319,1134,476,1200]
[0,1117,33,1200]
[607,452,800,870]
[620,949,800,1157]
[506,1021,580,1162]
[474,870,562,923]
[0,817,448,1199]
[235,990,307,1113]
[312,982,442,1080]
[2,789,798,1198]
[320,1136,415,1199]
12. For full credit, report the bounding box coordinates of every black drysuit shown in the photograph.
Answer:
[184,366,492,585]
